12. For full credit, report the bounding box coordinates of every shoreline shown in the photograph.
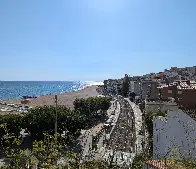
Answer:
[1,85,102,110]
[0,81,103,101]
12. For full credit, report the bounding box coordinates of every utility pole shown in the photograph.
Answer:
[55,94,58,134]
[54,94,58,165]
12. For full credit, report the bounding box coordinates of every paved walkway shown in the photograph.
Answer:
[125,98,144,154]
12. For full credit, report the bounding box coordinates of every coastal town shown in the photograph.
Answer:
[1,0,196,167]
[102,66,196,168]
[0,66,195,168]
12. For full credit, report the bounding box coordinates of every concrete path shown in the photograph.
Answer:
[125,98,144,154]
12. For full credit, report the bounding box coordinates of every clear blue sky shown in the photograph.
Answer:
[0,0,196,81]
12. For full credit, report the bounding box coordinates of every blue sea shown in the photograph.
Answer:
[0,81,102,100]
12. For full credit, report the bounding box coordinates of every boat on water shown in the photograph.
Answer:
[22,96,37,99]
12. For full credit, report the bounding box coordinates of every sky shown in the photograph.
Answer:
[0,0,196,81]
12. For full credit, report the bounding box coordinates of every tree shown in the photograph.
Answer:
[73,97,111,118]
[73,97,111,127]
[129,92,136,101]
[22,106,86,139]
[122,74,130,97]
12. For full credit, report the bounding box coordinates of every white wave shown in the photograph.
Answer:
[84,81,104,86]
[79,81,103,90]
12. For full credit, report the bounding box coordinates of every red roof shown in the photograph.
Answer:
[145,160,186,169]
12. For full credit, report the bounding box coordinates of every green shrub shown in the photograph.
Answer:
[22,106,86,139]
[0,114,22,137]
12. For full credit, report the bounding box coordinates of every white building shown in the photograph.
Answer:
[153,109,196,160]
[129,81,140,95]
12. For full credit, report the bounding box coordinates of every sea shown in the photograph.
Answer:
[0,81,103,100]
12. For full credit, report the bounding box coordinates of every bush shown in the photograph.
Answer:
[22,106,86,139]
[132,153,152,169]
[0,114,22,137]
[0,128,122,169]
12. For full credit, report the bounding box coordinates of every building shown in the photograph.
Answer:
[184,66,196,75]
[141,81,159,100]
[163,71,178,79]
[143,73,156,81]
[153,109,196,160]
[104,79,116,94]
[170,67,178,71]
[158,80,196,109]
[129,76,142,81]
[129,81,140,96]
[145,100,178,113]
[103,79,122,94]
[115,79,123,95]
[163,66,196,82]
[129,80,160,100]
[158,83,177,101]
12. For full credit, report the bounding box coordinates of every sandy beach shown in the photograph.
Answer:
[2,85,100,110]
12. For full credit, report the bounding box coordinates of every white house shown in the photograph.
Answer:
[153,109,196,160]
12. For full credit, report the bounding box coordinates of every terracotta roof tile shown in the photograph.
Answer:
[145,160,187,169]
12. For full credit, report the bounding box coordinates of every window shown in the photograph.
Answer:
[178,90,182,94]
[168,90,172,93]
[178,98,182,101]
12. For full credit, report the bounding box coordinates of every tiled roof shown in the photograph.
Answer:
[177,82,196,89]
[145,160,186,169]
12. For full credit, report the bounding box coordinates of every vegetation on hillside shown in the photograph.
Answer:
[1,97,195,168]
[0,97,112,168]
[0,97,111,140]
[0,124,127,168]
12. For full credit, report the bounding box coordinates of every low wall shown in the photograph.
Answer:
[145,101,178,113]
